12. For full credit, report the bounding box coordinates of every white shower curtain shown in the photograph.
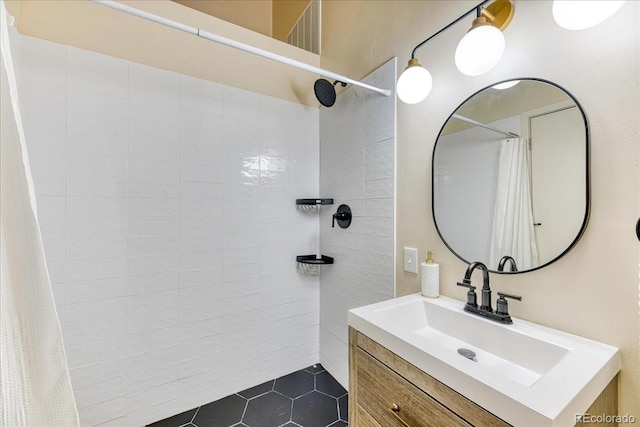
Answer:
[0,1,79,425]
[489,137,539,271]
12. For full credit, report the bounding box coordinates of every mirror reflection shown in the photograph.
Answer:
[433,79,589,273]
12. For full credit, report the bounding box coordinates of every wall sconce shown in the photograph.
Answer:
[396,58,433,104]
[552,1,625,30]
[397,0,514,104]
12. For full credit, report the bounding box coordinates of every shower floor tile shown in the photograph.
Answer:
[148,364,348,427]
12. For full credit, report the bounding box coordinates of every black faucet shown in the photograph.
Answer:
[497,255,518,272]
[457,261,521,324]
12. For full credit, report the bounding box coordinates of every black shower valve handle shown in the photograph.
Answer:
[332,211,347,228]
[332,204,352,229]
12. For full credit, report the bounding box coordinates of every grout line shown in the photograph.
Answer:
[189,406,200,424]
[239,396,249,421]
[243,389,272,401]
[288,395,294,424]
[315,389,343,400]
[293,389,315,400]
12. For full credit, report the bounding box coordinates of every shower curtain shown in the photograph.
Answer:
[0,1,79,425]
[489,137,539,271]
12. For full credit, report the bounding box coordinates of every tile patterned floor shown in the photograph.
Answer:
[148,364,348,427]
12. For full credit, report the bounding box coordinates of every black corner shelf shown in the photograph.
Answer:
[296,255,334,265]
[296,198,334,206]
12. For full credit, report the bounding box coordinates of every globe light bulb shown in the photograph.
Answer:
[396,59,433,104]
[455,22,505,76]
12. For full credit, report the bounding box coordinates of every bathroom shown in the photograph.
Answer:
[0,0,637,426]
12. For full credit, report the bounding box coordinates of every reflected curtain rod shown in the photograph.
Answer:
[452,114,519,138]
[90,0,391,97]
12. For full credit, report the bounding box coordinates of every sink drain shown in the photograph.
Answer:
[457,348,476,361]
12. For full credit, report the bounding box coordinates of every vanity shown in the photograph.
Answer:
[347,77,621,425]
[348,294,620,426]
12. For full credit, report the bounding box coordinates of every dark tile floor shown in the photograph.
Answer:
[148,364,348,427]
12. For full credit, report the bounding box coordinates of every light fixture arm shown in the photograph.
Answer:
[480,7,496,20]
[410,0,490,59]
[398,0,513,103]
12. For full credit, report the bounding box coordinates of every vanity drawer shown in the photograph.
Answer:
[356,347,470,427]
[356,404,383,427]
[350,329,511,427]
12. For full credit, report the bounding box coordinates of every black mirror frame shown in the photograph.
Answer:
[431,78,591,274]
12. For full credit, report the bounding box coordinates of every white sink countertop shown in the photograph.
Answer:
[348,293,620,426]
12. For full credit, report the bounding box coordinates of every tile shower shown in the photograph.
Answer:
[318,59,396,387]
[16,29,395,426]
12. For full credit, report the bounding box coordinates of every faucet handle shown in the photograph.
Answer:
[457,280,475,290]
[496,292,522,316]
[457,280,478,308]
[497,292,522,301]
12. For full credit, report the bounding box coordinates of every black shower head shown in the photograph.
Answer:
[314,79,347,107]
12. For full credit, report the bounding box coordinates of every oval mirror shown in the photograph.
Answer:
[432,78,589,274]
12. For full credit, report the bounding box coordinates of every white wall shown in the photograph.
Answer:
[318,58,396,387]
[19,34,320,426]
[529,106,586,264]
[391,1,639,414]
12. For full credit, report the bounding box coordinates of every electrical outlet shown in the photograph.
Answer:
[403,247,418,274]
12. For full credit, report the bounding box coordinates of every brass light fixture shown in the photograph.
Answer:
[396,0,514,104]
[455,0,514,76]
[396,58,433,105]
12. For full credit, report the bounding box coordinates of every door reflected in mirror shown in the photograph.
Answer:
[432,79,589,274]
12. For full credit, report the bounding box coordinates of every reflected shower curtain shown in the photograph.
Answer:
[489,138,539,271]
[0,1,79,425]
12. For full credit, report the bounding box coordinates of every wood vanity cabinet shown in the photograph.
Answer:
[348,327,618,427]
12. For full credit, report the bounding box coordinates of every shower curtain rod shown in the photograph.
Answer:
[452,114,519,138]
[90,1,391,97]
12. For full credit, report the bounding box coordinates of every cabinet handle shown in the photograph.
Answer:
[389,403,413,427]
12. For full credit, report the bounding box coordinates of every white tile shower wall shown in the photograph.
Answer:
[319,58,396,388]
[18,34,319,426]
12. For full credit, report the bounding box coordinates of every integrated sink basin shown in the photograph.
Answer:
[373,295,569,387]
[348,293,620,426]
